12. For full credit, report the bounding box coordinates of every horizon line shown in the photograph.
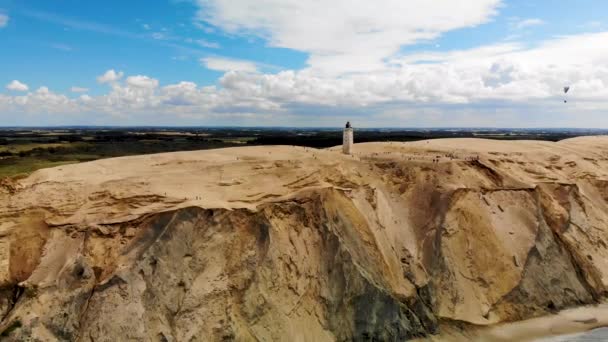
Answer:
[1,126,608,130]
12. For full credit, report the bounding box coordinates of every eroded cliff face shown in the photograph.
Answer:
[1,137,608,341]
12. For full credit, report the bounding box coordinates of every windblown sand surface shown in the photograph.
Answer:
[420,303,608,341]
[1,136,608,341]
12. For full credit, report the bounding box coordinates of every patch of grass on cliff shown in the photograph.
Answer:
[0,158,79,178]
[0,320,22,337]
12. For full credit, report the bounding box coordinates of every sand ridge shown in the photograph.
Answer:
[1,136,608,340]
[4,136,608,226]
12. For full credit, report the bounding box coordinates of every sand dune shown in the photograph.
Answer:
[1,137,608,340]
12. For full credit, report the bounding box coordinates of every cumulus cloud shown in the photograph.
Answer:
[2,31,608,127]
[126,75,159,89]
[6,80,29,92]
[201,57,258,72]
[71,87,89,93]
[162,81,203,106]
[194,0,501,73]
[97,69,124,84]
[0,86,76,115]
[0,13,8,28]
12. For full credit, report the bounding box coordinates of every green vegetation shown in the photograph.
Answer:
[0,130,249,178]
[0,127,604,179]
[0,320,22,337]
[0,143,70,153]
[24,285,39,298]
[0,159,79,179]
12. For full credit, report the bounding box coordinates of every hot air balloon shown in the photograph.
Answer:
[563,86,570,103]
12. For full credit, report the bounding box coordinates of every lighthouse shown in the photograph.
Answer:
[343,121,354,155]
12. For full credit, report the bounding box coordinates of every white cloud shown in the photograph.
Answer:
[3,31,608,127]
[6,80,29,92]
[142,23,151,30]
[395,43,521,65]
[97,69,124,84]
[193,21,215,33]
[194,0,501,73]
[195,39,220,49]
[201,57,258,72]
[161,81,202,106]
[126,75,159,89]
[0,13,8,28]
[70,87,89,93]
[235,29,608,107]
[0,86,76,115]
[514,18,544,30]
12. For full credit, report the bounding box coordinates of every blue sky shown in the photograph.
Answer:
[1,0,608,127]
[0,0,307,93]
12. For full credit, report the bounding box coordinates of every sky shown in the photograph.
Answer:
[0,0,607,127]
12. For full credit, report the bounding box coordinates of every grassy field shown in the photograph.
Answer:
[0,159,79,179]
[0,131,246,178]
[0,143,71,153]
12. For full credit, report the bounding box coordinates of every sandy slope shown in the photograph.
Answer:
[1,137,608,340]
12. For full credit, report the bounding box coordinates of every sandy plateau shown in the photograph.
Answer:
[1,137,608,341]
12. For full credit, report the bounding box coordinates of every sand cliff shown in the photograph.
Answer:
[1,137,608,341]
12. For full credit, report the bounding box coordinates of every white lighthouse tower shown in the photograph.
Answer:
[343,121,354,155]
